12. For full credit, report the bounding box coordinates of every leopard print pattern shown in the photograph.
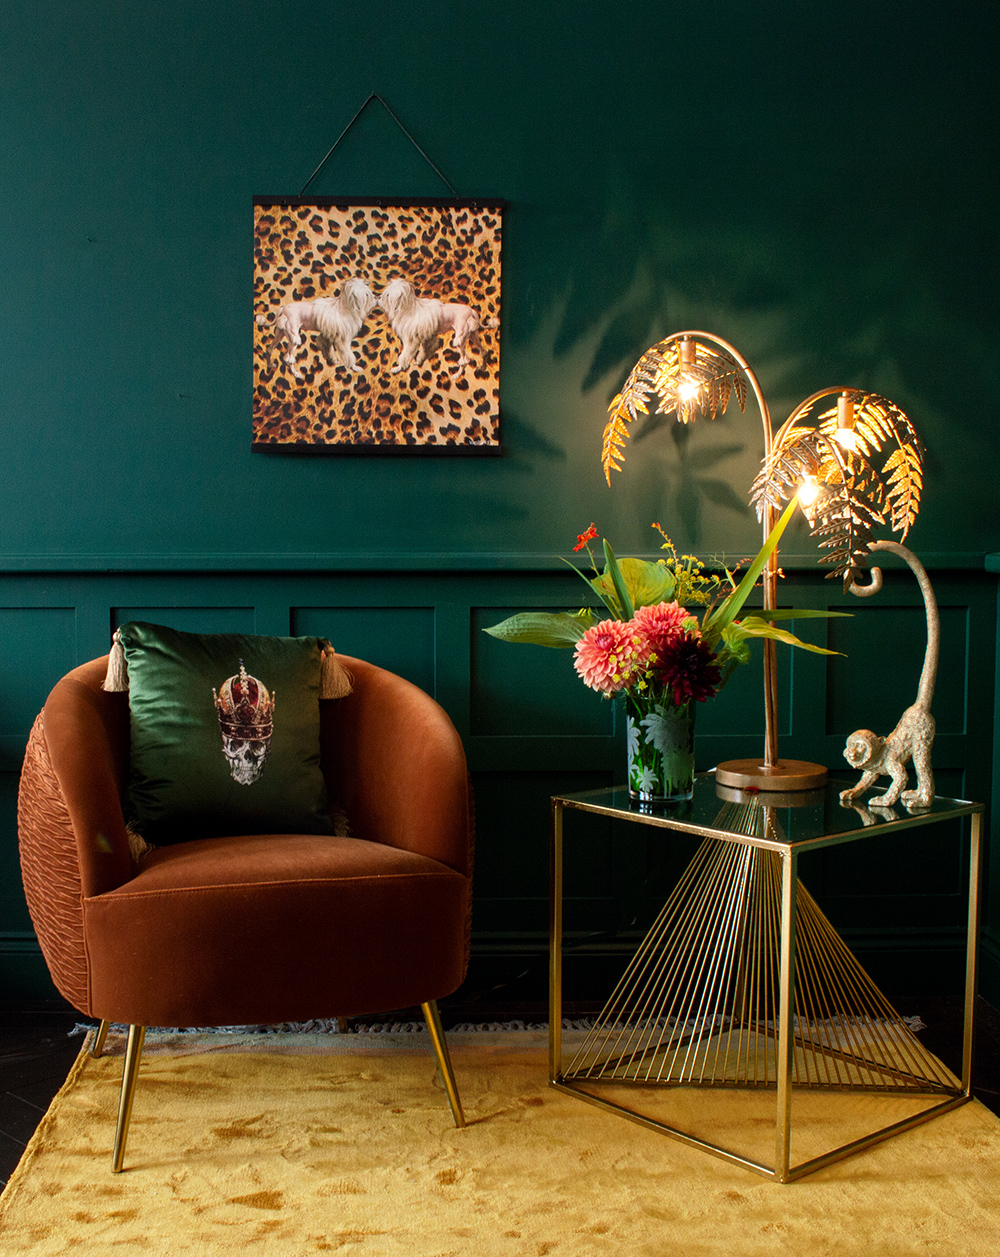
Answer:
[253,201,502,449]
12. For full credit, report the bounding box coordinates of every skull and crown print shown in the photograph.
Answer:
[213,660,275,785]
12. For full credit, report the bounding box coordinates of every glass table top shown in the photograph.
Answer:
[553,773,981,853]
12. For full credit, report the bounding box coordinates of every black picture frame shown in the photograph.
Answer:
[253,197,503,455]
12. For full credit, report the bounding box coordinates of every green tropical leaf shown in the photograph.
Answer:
[702,495,799,647]
[741,608,852,621]
[735,616,842,655]
[602,538,635,620]
[483,609,598,648]
[719,623,752,667]
[591,556,676,611]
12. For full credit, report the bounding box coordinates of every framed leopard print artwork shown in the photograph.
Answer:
[253,198,503,454]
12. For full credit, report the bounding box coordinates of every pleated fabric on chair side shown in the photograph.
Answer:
[17,712,91,1011]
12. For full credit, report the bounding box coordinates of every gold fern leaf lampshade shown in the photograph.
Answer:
[751,387,925,589]
[603,332,925,792]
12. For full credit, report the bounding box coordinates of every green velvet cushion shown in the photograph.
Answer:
[119,622,333,843]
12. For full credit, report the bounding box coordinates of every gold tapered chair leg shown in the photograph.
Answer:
[422,1001,465,1128]
[112,1025,146,1173]
[90,1019,110,1059]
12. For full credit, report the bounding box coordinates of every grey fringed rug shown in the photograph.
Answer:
[69,1018,596,1056]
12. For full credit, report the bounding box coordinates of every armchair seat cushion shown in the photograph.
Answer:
[82,832,470,1028]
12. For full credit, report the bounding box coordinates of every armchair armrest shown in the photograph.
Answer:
[39,657,134,898]
[324,657,473,878]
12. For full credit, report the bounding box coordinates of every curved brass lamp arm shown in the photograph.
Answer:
[666,331,779,761]
[771,386,854,449]
[669,330,773,456]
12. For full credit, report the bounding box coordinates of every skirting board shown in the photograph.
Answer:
[2,929,988,1006]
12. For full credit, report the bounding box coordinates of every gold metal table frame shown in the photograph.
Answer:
[548,775,983,1183]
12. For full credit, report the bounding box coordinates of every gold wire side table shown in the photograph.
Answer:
[549,775,983,1183]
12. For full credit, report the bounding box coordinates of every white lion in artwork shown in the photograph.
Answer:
[256,278,377,378]
[379,278,499,376]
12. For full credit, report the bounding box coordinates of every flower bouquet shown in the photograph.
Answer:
[485,498,844,802]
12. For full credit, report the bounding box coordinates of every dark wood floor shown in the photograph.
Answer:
[2,995,998,1189]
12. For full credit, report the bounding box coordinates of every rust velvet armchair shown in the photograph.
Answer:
[17,653,474,1171]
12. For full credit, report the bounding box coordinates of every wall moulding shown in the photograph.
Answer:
[0,551,992,575]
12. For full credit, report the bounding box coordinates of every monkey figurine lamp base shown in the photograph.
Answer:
[839,542,938,811]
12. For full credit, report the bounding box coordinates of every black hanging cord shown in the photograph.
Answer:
[299,94,458,197]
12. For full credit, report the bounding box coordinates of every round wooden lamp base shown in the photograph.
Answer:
[715,758,828,792]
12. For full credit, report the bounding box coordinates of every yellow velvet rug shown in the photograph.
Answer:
[2,1031,999,1255]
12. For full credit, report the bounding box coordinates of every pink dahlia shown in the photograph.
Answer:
[573,620,641,695]
[633,601,688,640]
[630,601,690,666]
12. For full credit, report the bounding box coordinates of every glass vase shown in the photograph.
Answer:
[625,693,696,803]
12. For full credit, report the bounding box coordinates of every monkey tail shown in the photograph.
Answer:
[850,541,939,711]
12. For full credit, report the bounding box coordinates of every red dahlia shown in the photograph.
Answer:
[653,633,722,705]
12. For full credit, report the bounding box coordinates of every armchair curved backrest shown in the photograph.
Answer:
[18,652,474,1168]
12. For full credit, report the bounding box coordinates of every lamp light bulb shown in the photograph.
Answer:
[678,380,700,402]
[834,391,857,450]
[797,476,820,508]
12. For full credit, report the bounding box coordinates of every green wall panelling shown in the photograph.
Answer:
[0,564,995,1008]
[292,607,436,695]
[0,771,32,932]
[826,604,968,737]
[113,607,257,635]
[470,771,615,938]
[695,649,772,740]
[471,606,615,739]
[797,817,968,928]
[0,607,77,761]
[987,575,1000,1003]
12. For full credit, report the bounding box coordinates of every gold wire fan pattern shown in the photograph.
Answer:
[602,339,748,484]
[564,821,955,1094]
[749,391,924,589]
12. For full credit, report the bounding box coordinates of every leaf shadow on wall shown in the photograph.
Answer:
[507,182,999,555]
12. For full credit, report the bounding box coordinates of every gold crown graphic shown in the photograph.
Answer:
[213,660,274,742]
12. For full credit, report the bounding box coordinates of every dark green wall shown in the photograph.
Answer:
[1,2,997,1006]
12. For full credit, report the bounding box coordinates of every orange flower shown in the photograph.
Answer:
[573,523,598,552]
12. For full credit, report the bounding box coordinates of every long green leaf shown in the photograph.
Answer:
[603,538,635,620]
[736,616,842,655]
[741,608,852,621]
[702,496,799,646]
[483,609,598,648]
[560,557,620,619]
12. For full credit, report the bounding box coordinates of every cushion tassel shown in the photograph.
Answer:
[125,824,154,862]
[320,644,353,699]
[102,631,128,692]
